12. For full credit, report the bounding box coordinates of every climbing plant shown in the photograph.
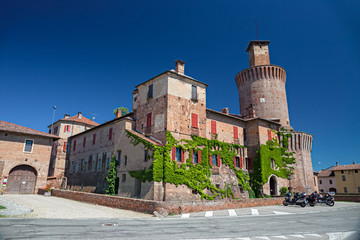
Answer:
[251,131,295,197]
[106,155,118,195]
[127,131,250,200]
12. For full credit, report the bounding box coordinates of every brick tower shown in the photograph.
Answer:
[235,41,290,127]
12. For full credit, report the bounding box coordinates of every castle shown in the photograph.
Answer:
[51,40,315,200]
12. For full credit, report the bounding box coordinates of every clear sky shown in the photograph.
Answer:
[1,1,359,171]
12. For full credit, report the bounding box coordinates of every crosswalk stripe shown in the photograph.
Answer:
[273,211,291,215]
[304,234,322,237]
[205,211,213,217]
[251,209,259,216]
[327,231,356,240]
[254,237,270,240]
[289,235,305,238]
[236,238,251,240]
[181,213,190,218]
[272,236,288,239]
[228,209,237,216]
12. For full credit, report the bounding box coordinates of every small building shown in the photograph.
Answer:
[0,121,59,194]
[333,163,360,194]
[317,167,336,193]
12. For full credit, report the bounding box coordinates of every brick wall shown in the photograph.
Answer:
[43,189,283,215]
[334,194,360,202]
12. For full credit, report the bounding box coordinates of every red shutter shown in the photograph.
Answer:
[211,121,216,134]
[240,157,243,169]
[64,125,66,132]
[93,134,96,144]
[73,140,76,151]
[198,150,201,164]
[109,128,113,140]
[181,149,184,162]
[83,137,86,147]
[191,149,193,163]
[217,154,221,167]
[63,142,67,152]
[234,126,238,139]
[68,125,71,132]
[209,155,212,165]
[172,147,176,161]
[233,156,236,167]
[191,113,198,128]
[147,113,152,127]
[248,158,252,170]
[268,129,272,141]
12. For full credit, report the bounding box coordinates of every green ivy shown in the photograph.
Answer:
[106,155,118,195]
[127,131,250,200]
[251,131,295,197]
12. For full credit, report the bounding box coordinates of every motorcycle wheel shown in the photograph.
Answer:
[283,200,288,206]
[300,202,306,208]
[326,200,335,207]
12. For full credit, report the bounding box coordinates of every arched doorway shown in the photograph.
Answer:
[6,165,37,194]
[269,176,277,196]
[329,188,337,193]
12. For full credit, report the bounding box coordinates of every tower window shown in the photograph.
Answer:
[147,84,153,99]
[191,85,197,100]
[191,113,198,128]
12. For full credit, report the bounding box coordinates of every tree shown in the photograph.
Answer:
[106,155,118,195]
[113,107,129,116]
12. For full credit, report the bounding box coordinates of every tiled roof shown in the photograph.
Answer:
[0,120,59,139]
[333,164,360,171]
[126,130,163,146]
[317,170,334,177]
[50,114,99,127]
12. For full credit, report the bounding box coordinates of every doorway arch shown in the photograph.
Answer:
[269,175,277,196]
[7,165,37,194]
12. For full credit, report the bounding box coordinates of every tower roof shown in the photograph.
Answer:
[246,40,270,52]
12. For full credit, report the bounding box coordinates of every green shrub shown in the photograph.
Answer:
[248,189,256,199]
[280,187,288,196]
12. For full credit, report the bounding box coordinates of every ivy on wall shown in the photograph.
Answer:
[106,156,118,195]
[127,131,250,200]
[251,131,295,196]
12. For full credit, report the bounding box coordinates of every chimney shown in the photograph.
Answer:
[64,114,70,119]
[175,59,185,75]
[220,107,229,115]
[336,162,339,166]
[353,161,356,164]
[246,40,270,67]
[115,109,122,118]
[77,112,82,119]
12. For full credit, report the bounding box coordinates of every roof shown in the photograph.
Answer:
[0,120,60,139]
[135,70,208,88]
[126,130,163,146]
[333,164,360,171]
[246,40,270,52]
[49,114,99,127]
[317,170,334,177]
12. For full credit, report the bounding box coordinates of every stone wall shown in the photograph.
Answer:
[334,194,360,202]
[44,189,283,215]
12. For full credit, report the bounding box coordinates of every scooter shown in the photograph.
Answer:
[317,192,335,207]
[283,192,308,207]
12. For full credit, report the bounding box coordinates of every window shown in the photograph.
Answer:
[54,126,58,135]
[63,142,67,152]
[97,154,102,171]
[70,161,74,173]
[267,129,272,141]
[192,151,198,163]
[243,129,247,142]
[92,134,96,145]
[73,140,76,151]
[191,85,197,100]
[233,126,238,139]
[344,187,348,193]
[329,180,333,184]
[211,121,216,134]
[175,148,181,162]
[147,113,152,127]
[235,156,240,168]
[144,150,148,161]
[118,151,122,165]
[355,170,358,173]
[75,161,79,173]
[341,170,344,174]
[319,180,322,184]
[342,175,346,181]
[212,154,217,166]
[122,174,126,183]
[124,155,127,165]
[83,137,86,147]
[108,128,113,141]
[81,159,84,172]
[64,125,71,132]
[147,84,153,99]
[191,113,198,128]
[91,154,96,171]
[24,139,34,153]
[84,157,88,172]
[106,152,112,168]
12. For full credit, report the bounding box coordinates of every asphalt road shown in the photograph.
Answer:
[0,204,359,240]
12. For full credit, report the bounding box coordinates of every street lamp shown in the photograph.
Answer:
[287,174,292,193]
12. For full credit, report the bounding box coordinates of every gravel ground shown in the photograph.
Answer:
[1,194,153,219]
[0,196,33,216]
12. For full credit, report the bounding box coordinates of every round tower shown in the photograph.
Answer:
[235,40,290,127]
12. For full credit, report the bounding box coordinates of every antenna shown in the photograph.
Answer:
[255,20,259,40]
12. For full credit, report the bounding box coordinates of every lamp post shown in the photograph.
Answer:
[288,174,292,193]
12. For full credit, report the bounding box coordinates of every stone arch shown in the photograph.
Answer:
[6,165,37,194]
[269,174,278,196]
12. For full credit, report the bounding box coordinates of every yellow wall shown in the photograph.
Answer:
[334,169,360,194]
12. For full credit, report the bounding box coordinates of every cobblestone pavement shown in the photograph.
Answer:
[0,194,153,219]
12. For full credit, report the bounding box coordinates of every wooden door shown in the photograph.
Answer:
[6,165,37,194]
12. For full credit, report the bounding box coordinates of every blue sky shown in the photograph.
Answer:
[1,1,359,171]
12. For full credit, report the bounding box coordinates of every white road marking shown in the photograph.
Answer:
[251,208,259,216]
[228,209,237,217]
[205,211,213,217]
[304,234,322,237]
[289,235,305,238]
[181,213,190,218]
[254,237,270,240]
[237,238,251,240]
[273,211,291,215]
[272,236,288,239]
[327,231,357,240]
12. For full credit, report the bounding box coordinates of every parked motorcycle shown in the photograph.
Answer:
[283,192,308,207]
[306,192,318,207]
[317,192,335,206]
